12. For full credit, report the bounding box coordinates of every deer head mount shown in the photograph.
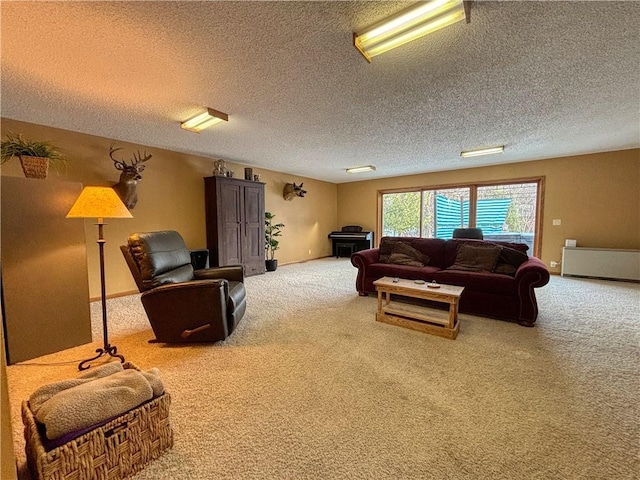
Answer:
[283,182,307,201]
[109,143,152,209]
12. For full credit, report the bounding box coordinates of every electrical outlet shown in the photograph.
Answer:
[550,261,559,267]
[552,219,561,226]
[308,249,311,255]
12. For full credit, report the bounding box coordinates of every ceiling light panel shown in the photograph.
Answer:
[181,108,228,133]
[460,146,504,158]
[354,0,468,62]
[346,165,376,174]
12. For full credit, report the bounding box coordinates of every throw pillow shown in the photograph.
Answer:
[391,242,430,266]
[386,252,424,267]
[378,238,399,263]
[499,246,529,268]
[493,246,529,276]
[447,243,502,272]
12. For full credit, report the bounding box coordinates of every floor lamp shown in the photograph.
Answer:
[67,186,133,371]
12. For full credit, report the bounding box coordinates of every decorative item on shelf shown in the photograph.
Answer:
[212,159,227,176]
[0,132,66,179]
[265,211,285,272]
[283,182,307,201]
[109,143,152,209]
[244,168,253,180]
[254,174,261,182]
[66,186,133,370]
[226,170,235,178]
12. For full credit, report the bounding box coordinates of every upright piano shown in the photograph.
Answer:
[328,226,374,257]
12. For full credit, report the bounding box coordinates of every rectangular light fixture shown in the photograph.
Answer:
[346,165,376,174]
[181,108,228,133]
[354,0,469,62]
[460,146,505,158]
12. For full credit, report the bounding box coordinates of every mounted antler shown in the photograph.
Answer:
[109,143,152,209]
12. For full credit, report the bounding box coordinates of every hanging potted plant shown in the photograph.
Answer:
[265,211,285,272]
[0,132,66,179]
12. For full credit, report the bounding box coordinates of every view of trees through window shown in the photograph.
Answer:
[381,181,540,254]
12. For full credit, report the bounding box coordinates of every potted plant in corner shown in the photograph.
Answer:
[0,132,65,179]
[265,211,285,272]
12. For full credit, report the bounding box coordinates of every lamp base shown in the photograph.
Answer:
[78,344,125,371]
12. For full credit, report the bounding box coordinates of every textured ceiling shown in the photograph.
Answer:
[1,1,639,183]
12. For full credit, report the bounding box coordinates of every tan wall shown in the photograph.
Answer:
[1,118,337,297]
[337,149,640,274]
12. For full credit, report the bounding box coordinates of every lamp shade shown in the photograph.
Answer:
[66,186,133,219]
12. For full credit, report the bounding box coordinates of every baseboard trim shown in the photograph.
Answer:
[90,289,139,302]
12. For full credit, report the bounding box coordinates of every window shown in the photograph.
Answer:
[476,183,538,254]
[381,192,421,237]
[379,178,543,256]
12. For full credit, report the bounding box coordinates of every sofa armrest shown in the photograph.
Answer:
[514,257,550,326]
[515,257,550,285]
[351,248,380,295]
[351,248,380,268]
[194,265,244,283]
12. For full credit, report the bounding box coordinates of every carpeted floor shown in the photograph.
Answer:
[7,258,640,479]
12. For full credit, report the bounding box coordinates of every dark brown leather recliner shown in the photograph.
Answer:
[120,230,246,343]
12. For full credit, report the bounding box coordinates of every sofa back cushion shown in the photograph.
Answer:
[444,238,528,267]
[384,242,431,266]
[493,245,530,275]
[379,237,447,268]
[447,243,502,272]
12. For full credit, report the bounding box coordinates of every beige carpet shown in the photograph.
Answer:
[7,258,640,479]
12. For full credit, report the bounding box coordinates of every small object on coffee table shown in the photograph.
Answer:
[393,277,399,283]
[414,279,425,284]
[427,281,440,289]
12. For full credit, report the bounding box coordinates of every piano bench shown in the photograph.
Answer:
[336,242,356,258]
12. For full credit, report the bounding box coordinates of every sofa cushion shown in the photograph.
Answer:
[448,243,502,272]
[368,263,441,281]
[433,269,517,295]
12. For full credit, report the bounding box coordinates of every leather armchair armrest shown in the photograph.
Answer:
[194,265,244,283]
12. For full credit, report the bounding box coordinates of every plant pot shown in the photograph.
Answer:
[19,156,49,179]
[265,259,278,272]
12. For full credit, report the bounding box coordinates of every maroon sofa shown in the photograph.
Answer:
[351,237,550,326]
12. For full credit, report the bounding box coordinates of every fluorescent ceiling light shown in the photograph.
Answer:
[181,108,228,133]
[460,146,505,158]
[354,0,469,62]
[346,165,376,174]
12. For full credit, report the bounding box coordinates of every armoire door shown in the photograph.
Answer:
[219,181,243,266]
[243,183,265,275]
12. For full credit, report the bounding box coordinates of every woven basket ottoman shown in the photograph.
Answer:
[22,365,173,480]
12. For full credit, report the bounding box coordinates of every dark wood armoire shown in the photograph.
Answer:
[204,175,265,276]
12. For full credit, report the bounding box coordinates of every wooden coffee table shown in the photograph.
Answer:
[373,277,465,340]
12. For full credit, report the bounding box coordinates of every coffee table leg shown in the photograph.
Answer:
[377,289,383,315]
[448,300,459,329]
